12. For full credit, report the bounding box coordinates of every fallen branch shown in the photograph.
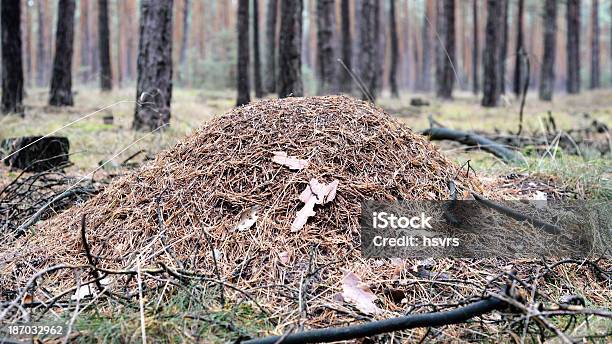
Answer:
[242,296,506,344]
[422,127,520,163]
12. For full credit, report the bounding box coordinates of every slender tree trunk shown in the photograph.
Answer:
[512,0,524,96]
[339,0,351,93]
[471,0,478,94]
[359,0,379,101]
[236,0,250,105]
[178,0,191,85]
[498,0,508,94]
[316,0,337,94]
[133,0,173,131]
[435,0,455,99]
[80,0,91,83]
[420,1,432,91]
[49,0,76,106]
[388,0,399,98]
[253,0,264,97]
[481,0,501,107]
[590,0,599,89]
[98,0,112,90]
[24,1,32,86]
[566,0,580,94]
[539,0,557,101]
[278,0,303,98]
[1,0,24,115]
[264,0,278,93]
[36,0,46,87]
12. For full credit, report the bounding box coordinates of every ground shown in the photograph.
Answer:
[0,88,610,342]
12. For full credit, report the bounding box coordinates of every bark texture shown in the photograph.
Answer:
[80,0,91,83]
[471,0,478,94]
[236,0,250,106]
[98,0,112,90]
[388,0,399,98]
[435,0,455,99]
[512,0,524,96]
[481,0,501,107]
[539,0,557,101]
[36,0,46,87]
[566,0,581,94]
[253,0,264,97]
[49,0,76,106]
[498,0,508,94]
[419,1,432,91]
[264,0,278,93]
[590,0,599,89]
[278,0,303,98]
[1,0,24,115]
[133,0,173,131]
[339,0,351,93]
[358,0,379,101]
[316,0,337,94]
[178,0,190,84]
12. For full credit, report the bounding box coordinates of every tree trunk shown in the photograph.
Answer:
[80,0,91,83]
[253,0,264,97]
[590,0,599,89]
[566,0,580,94]
[471,0,478,94]
[36,0,46,87]
[49,0,76,106]
[178,0,190,85]
[512,0,524,96]
[359,0,379,101]
[24,1,32,86]
[133,0,173,131]
[264,0,278,93]
[1,0,24,115]
[419,1,432,92]
[316,0,337,95]
[498,0,508,95]
[339,0,351,93]
[435,0,455,99]
[236,0,250,106]
[278,0,303,98]
[388,0,399,98]
[539,0,557,101]
[481,0,501,107]
[98,0,112,91]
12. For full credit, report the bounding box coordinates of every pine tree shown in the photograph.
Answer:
[264,0,278,93]
[1,0,24,115]
[359,0,379,101]
[253,0,264,97]
[316,0,337,94]
[482,0,501,107]
[278,0,303,98]
[98,0,112,90]
[539,0,557,101]
[388,0,399,98]
[566,0,581,94]
[49,0,76,106]
[513,0,524,96]
[339,0,352,93]
[236,0,250,105]
[590,0,600,89]
[435,0,455,99]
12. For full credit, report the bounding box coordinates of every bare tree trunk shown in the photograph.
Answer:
[419,1,432,91]
[316,0,337,94]
[133,0,173,131]
[435,0,455,99]
[339,0,351,93]
[98,0,112,90]
[80,0,91,83]
[590,0,599,89]
[388,0,399,98]
[278,0,303,98]
[512,0,524,96]
[24,1,32,87]
[1,0,24,115]
[36,0,46,87]
[498,0,508,94]
[359,0,379,101]
[49,0,76,106]
[264,0,278,93]
[178,0,191,85]
[236,0,250,105]
[566,0,580,94]
[471,0,478,94]
[539,0,557,101]
[481,0,501,107]
[253,0,264,97]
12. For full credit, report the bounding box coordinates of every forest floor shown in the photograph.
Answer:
[0,88,611,342]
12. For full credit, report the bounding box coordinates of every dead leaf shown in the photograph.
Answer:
[233,205,260,231]
[272,151,308,170]
[278,251,290,265]
[341,271,381,315]
[292,179,340,231]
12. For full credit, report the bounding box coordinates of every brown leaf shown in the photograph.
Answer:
[272,151,308,170]
[341,271,381,315]
[292,179,340,231]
